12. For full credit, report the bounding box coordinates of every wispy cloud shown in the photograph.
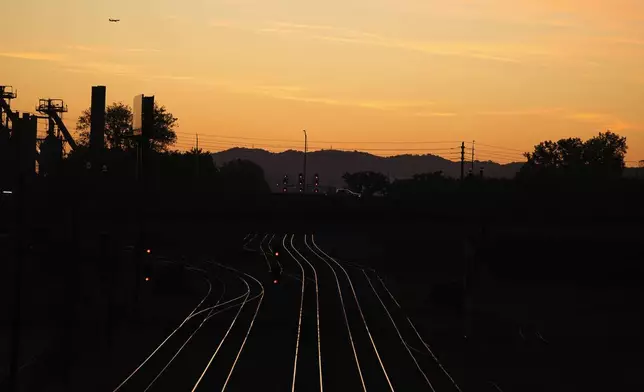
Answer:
[66,45,162,54]
[475,107,634,131]
[566,112,635,131]
[62,62,194,83]
[0,51,64,61]
[566,112,610,122]
[262,21,525,63]
[365,100,437,110]
[65,45,99,52]
[64,61,136,76]
[211,81,437,111]
[610,38,644,46]
[243,85,441,112]
[146,74,195,81]
[209,20,529,63]
[209,19,240,28]
[414,112,457,117]
[270,22,381,39]
[253,85,307,93]
[536,0,644,26]
[476,108,565,116]
[126,48,162,53]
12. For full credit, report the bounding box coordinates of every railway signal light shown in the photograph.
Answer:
[314,173,319,193]
[271,269,281,284]
[298,172,304,192]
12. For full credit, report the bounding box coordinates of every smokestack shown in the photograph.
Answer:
[14,113,37,177]
[90,86,106,156]
[141,95,154,153]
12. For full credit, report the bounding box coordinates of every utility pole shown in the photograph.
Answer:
[195,133,199,179]
[303,130,307,193]
[471,140,475,173]
[460,141,465,180]
[133,95,153,311]
[8,117,26,392]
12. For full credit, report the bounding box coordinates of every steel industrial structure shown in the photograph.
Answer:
[0,85,108,182]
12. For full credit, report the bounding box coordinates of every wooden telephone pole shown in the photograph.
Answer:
[460,142,465,180]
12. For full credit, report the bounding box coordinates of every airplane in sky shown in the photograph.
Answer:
[109,19,120,22]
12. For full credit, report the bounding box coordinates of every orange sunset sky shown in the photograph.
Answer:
[2,0,644,164]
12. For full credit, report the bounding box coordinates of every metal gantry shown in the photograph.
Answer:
[0,85,18,127]
[36,98,77,151]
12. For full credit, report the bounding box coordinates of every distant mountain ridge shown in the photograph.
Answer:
[211,148,524,189]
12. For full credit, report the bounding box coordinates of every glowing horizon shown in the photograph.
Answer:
[2,0,643,164]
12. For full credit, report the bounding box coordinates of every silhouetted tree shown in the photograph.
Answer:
[520,131,627,179]
[148,105,179,152]
[76,102,178,152]
[583,131,627,177]
[342,171,389,196]
[154,148,218,190]
[219,159,270,194]
[388,171,456,198]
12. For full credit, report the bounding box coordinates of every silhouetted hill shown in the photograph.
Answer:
[211,148,524,189]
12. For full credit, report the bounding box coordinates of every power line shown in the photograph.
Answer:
[175,131,461,145]
[175,144,461,155]
[172,141,463,159]
[174,136,463,152]
[464,146,524,155]
[464,147,525,161]
[477,156,522,163]
[174,132,301,143]
[475,143,526,153]
[474,150,526,159]
[475,148,525,155]
[476,154,523,163]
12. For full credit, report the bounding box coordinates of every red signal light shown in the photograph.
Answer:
[146,249,151,254]
[145,277,150,281]
[273,279,278,284]
[275,252,279,256]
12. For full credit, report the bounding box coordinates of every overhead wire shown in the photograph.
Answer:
[174,140,463,154]
[475,148,525,156]
[176,135,463,152]
[174,131,460,145]
[475,153,525,161]
[475,142,526,152]
[172,134,529,163]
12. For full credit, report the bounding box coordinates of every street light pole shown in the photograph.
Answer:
[303,130,307,193]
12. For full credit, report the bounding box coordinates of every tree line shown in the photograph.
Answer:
[341,131,633,197]
[60,101,271,193]
[66,102,637,196]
